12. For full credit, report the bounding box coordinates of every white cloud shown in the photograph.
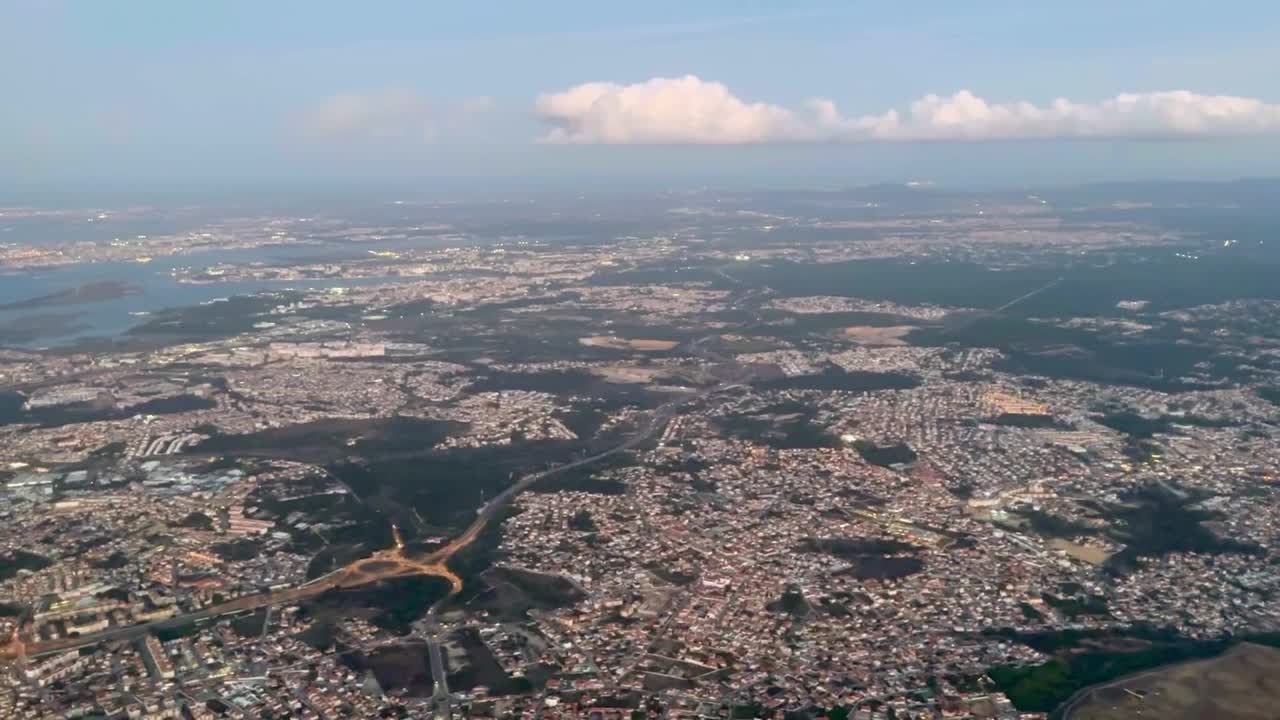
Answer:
[536,76,807,145]
[536,76,1280,144]
[298,89,433,140]
[852,90,1280,141]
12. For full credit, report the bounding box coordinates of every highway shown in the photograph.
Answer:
[424,608,451,719]
[992,275,1064,313]
[6,340,746,662]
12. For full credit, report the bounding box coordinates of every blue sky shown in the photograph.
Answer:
[4,0,1280,188]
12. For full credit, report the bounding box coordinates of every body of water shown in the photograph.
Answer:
[0,242,410,348]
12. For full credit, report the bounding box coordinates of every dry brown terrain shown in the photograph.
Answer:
[1061,642,1280,720]
[841,325,916,346]
[579,336,679,351]
[589,365,672,384]
[1048,538,1112,565]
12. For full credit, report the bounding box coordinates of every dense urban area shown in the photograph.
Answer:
[2,181,1280,719]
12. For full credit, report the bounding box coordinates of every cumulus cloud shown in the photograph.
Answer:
[537,76,806,144]
[536,76,1280,144]
[298,89,433,140]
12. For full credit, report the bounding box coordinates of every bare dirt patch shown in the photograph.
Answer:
[1049,538,1112,566]
[579,336,679,351]
[1062,643,1280,720]
[589,366,673,384]
[841,325,915,346]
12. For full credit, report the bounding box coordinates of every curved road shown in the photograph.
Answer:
[7,352,744,661]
